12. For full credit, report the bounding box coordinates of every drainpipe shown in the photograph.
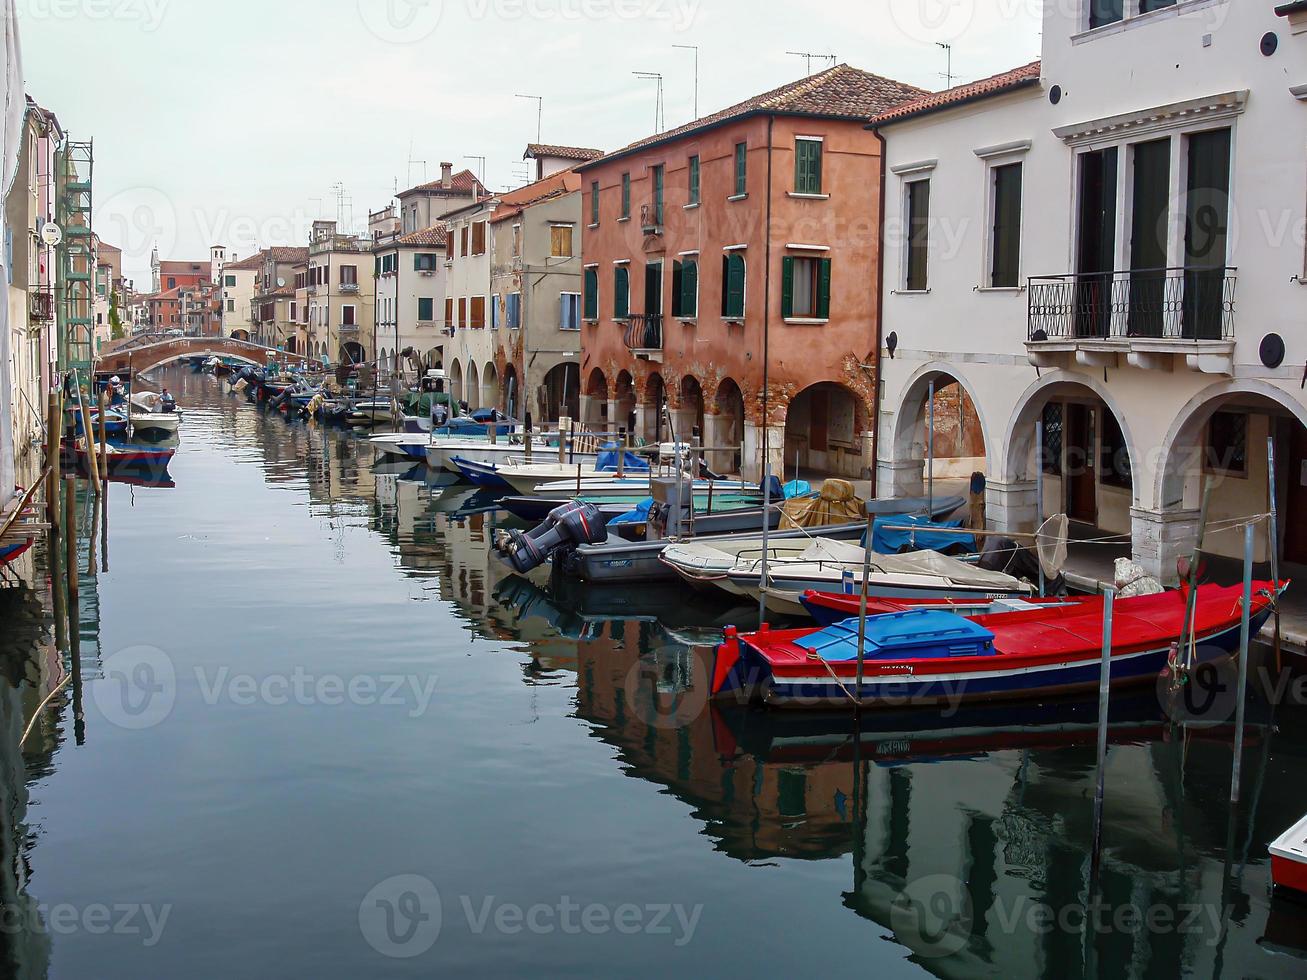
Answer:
[758,113,776,623]
[868,124,888,501]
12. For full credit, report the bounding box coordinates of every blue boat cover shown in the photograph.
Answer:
[607,498,654,527]
[799,609,995,662]
[597,446,651,472]
[871,514,975,555]
[783,480,812,499]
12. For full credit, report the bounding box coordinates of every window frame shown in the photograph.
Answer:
[721,250,747,321]
[613,263,631,320]
[904,177,931,292]
[987,161,1024,289]
[590,180,600,226]
[560,292,581,331]
[550,223,574,258]
[417,296,435,322]
[620,173,631,220]
[583,265,599,322]
[1205,410,1248,478]
[794,137,824,196]
[733,142,748,198]
[782,254,832,321]
[687,155,701,207]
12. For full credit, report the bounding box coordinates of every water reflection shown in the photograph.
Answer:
[7,367,1306,977]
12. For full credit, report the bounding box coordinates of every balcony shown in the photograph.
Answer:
[624,313,663,357]
[29,292,53,322]
[640,203,663,236]
[1026,267,1237,374]
[339,282,360,294]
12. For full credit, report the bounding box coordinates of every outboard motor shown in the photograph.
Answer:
[496,502,608,574]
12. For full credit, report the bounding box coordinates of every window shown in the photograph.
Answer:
[415,253,439,272]
[906,179,930,291]
[782,256,832,320]
[458,297,467,326]
[721,253,746,320]
[1089,0,1123,28]
[342,305,356,327]
[290,301,297,321]
[688,155,700,206]
[560,293,581,330]
[445,297,454,328]
[492,295,501,329]
[1206,411,1248,476]
[671,258,698,319]
[225,275,236,287]
[470,296,486,328]
[1128,138,1171,337]
[1041,403,1063,476]
[418,297,434,322]
[167,277,176,289]
[507,292,521,329]
[652,165,665,225]
[460,226,469,256]
[512,224,522,257]
[445,234,455,260]
[341,265,358,286]
[227,299,235,312]
[990,163,1023,288]
[583,267,599,320]
[621,173,631,219]
[472,222,487,256]
[795,138,823,195]
[614,265,630,319]
[1100,412,1132,489]
[590,180,600,225]
[1183,128,1232,340]
[550,225,574,258]
[733,143,748,196]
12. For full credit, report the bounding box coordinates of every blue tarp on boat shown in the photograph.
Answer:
[870,514,975,555]
[783,480,812,499]
[607,498,654,527]
[596,446,650,472]
[799,609,995,662]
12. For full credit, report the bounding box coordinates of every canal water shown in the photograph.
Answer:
[2,366,1306,978]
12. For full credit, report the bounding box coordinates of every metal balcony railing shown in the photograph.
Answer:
[29,292,53,321]
[1028,267,1237,342]
[624,313,663,352]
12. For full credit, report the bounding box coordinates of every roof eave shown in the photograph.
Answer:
[1276,0,1307,15]
[579,108,896,172]
[866,77,1042,130]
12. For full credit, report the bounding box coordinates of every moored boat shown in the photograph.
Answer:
[712,581,1280,709]
[1272,814,1307,896]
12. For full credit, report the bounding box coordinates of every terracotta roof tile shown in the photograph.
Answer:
[872,61,1042,125]
[400,168,486,198]
[395,226,449,247]
[581,64,927,169]
[490,170,582,223]
[524,143,604,162]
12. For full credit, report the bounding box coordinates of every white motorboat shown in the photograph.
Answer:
[671,537,1033,616]
[128,392,181,436]
[368,433,433,462]
[425,439,598,475]
[528,476,758,499]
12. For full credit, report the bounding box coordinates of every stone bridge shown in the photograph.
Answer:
[98,335,283,376]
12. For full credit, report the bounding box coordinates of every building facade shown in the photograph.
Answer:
[396,164,484,235]
[306,221,375,365]
[874,1,1307,579]
[442,200,495,408]
[577,65,925,479]
[248,247,308,351]
[373,225,448,373]
[219,252,259,339]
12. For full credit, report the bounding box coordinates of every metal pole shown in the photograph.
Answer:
[927,380,935,521]
[1036,421,1045,597]
[64,478,78,612]
[855,510,874,706]
[758,422,771,623]
[1230,523,1255,804]
[1267,436,1282,672]
[1090,587,1115,885]
[97,388,108,479]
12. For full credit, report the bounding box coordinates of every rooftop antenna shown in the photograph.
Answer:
[466,155,487,184]
[937,42,955,88]
[330,182,353,231]
[673,44,699,120]
[406,140,428,188]
[633,71,665,133]
[786,51,837,76]
[515,94,543,143]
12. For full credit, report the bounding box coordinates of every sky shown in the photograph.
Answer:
[19,0,1043,287]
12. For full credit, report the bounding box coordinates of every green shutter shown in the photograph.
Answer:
[671,260,683,318]
[622,173,631,218]
[721,255,730,316]
[615,267,629,318]
[781,256,795,318]
[725,254,745,318]
[689,156,700,205]
[683,260,698,317]
[584,268,598,320]
[591,181,600,224]
[818,259,832,320]
[735,144,747,195]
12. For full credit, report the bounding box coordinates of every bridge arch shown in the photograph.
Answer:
[98,336,280,376]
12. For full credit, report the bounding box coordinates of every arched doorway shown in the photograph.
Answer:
[541,363,579,425]
[481,362,500,413]
[785,382,870,482]
[711,378,746,474]
[890,367,989,497]
[678,376,706,445]
[341,342,366,365]
[448,359,464,405]
[583,368,608,429]
[425,348,443,371]
[286,337,297,355]
[1158,381,1307,568]
[229,329,250,342]
[1004,375,1136,536]
[466,362,482,410]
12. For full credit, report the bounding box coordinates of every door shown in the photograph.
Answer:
[1075,147,1118,338]
[1182,128,1232,340]
[1127,138,1170,337]
[1066,403,1098,525]
[1285,425,1307,564]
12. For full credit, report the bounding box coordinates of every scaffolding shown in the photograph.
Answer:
[55,139,94,375]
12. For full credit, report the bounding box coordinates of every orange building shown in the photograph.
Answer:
[576,65,924,481]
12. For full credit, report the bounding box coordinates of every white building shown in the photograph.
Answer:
[220,252,260,339]
[373,225,448,373]
[442,200,496,408]
[874,1,1307,581]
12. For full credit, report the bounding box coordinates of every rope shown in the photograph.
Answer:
[20,672,71,749]
[806,650,860,706]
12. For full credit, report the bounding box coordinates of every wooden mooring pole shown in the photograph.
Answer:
[45,390,61,530]
[1230,523,1255,805]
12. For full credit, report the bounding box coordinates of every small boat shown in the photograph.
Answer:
[370,433,433,462]
[800,591,1078,626]
[0,537,33,568]
[1272,814,1307,897]
[64,440,176,477]
[76,407,130,438]
[426,439,598,475]
[527,476,759,499]
[712,581,1280,709]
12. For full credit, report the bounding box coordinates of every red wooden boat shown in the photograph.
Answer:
[713,582,1281,709]
[1271,815,1307,896]
[801,591,1079,626]
[63,441,175,476]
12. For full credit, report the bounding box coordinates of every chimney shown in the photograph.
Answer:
[440,162,453,189]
